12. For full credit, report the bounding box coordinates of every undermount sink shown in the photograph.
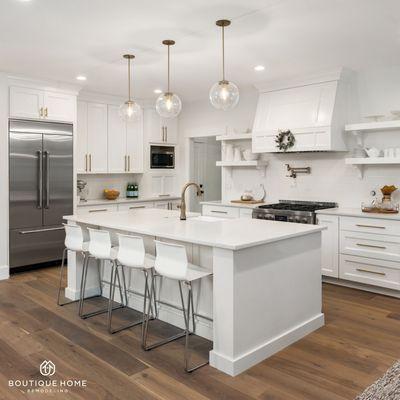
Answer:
[189,215,224,222]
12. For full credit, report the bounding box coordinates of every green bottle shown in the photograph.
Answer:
[126,183,134,198]
[132,183,139,198]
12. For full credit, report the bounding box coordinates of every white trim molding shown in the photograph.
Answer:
[0,265,10,280]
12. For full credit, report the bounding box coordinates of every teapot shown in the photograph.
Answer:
[364,147,381,158]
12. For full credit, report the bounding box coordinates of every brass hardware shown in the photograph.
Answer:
[216,19,231,27]
[129,206,145,209]
[211,210,228,214]
[161,39,175,94]
[180,182,203,220]
[128,155,131,171]
[124,155,127,171]
[215,19,231,81]
[44,107,48,117]
[123,54,135,104]
[89,209,108,213]
[356,268,386,276]
[356,224,386,229]
[285,164,311,179]
[39,107,43,117]
[356,243,387,250]
[165,127,168,142]
[89,154,92,171]
[85,154,88,171]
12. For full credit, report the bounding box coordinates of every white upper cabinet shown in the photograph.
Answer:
[107,105,127,173]
[87,102,108,173]
[77,101,88,173]
[77,101,143,174]
[10,86,76,122]
[126,112,144,173]
[10,87,43,120]
[43,91,75,122]
[252,70,351,153]
[146,109,178,144]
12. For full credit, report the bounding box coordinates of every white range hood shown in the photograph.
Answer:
[252,69,356,153]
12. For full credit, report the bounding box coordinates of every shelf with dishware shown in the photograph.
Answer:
[345,120,400,132]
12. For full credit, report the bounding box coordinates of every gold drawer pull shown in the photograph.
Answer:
[89,209,108,213]
[129,206,145,209]
[356,224,386,229]
[356,243,387,250]
[356,268,386,276]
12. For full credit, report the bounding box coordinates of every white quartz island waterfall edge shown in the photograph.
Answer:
[64,208,325,376]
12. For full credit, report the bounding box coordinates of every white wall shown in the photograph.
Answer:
[178,67,400,207]
[0,74,9,279]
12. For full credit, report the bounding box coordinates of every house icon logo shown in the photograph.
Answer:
[39,360,56,377]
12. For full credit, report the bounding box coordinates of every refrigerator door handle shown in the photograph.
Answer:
[37,150,43,209]
[19,226,64,234]
[44,150,50,209]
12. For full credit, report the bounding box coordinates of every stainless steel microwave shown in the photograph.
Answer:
[150,145,175,169]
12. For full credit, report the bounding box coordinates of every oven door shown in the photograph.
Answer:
[150,146,175,169]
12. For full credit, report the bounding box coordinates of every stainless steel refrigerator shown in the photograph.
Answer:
[9,119,73,270]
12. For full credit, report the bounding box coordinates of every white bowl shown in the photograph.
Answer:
[242,150,259,161]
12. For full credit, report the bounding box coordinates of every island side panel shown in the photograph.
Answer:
[210,231,324,376]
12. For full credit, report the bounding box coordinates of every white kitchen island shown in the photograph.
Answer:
[64,208,325,376]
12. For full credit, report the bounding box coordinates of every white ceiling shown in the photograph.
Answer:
[1,0,400,101]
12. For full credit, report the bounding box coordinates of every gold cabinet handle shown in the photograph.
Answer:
[124,155,127,172]
[89,209,108,213]
[356,243,387,250]
[44,107,48,118]
[129,206,145,209]
[89,154,92,171]
[356,268,386,276]
[356,224,386,229]
[39,107,43,117]
[128,155,130,171]
[85,154,88,171]
[165,126,168,142]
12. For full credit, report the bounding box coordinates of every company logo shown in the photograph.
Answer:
[40,360,56,377]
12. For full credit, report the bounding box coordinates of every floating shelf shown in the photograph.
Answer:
[216,160,268,177]
[345,157,400,179]
[216,160,268,167]
[345,120,400,132]
[216,134,252,141]
[345,157,400,165]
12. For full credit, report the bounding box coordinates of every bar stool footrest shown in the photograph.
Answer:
[143,330,191,351]
[81,303,125,319]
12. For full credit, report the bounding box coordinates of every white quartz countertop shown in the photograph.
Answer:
[200,200,267,209]
[64,208,324,250]
[316,207,400,221]
[78,196,180,207]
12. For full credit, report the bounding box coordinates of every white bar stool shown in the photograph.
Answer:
[142,240,212,373]
[79,228,125,321]
[107,234,158,334]
[57,223,90,306]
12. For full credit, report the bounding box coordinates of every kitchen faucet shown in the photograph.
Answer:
[180,182,203,220]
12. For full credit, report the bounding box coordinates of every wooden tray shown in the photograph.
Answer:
[362,207,399,214]
[231,199,264,204]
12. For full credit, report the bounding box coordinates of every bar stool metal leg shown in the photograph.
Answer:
[57,248,80,306]
[142,277,187,351]
[182,282,209,373]
[79,257,124,320]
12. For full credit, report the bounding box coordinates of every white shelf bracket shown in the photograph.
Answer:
[353,164,364,179]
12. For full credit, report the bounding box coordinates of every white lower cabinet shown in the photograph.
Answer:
[202,204,240,219]
[151,175,176,197]
[339,254,400,291]
[316,214,339,278]
[239,208,253,219]
[77,204,118,215]
[318,212,400,293]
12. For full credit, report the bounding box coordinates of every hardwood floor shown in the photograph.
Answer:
[0,266,399,399]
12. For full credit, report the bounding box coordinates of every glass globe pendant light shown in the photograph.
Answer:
[119,54,141,121]
[155,40,182,118]
[209,19,239,110]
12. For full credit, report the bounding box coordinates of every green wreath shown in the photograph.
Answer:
[275,130,295,151]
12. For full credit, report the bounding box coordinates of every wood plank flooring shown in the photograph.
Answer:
[0,266,399,399]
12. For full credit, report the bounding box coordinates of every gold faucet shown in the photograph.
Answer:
[180,182,203,220]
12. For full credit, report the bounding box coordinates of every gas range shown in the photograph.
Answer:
[252,200,337,224]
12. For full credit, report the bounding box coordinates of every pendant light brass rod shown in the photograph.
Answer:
[167,44,170,92]
[128,57,131,101]
[222,24,225,81]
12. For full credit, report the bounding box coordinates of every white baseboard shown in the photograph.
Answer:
[210,313,325,376]
[0,265,9,280]
[64,285,101,301]
[323,277,400,298]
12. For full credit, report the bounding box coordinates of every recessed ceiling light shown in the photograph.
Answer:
[76,75,87,81]
[153,89,162,94]
[254,65,265,71]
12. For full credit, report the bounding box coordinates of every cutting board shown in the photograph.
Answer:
[231,199,264,204]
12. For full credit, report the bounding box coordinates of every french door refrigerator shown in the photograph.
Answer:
[9,119,73,270]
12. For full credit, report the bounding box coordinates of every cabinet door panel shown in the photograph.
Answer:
[126,110,144,172]
[76,101,88,173]
[10,87,43,119]
[317,214,339,277]
[162,116,178,144]
[44,91,75,122]
[146,109,163,143]
[107,105,127,173]
[87,103,108,173]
